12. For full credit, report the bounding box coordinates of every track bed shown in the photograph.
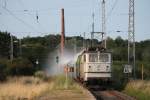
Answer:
[92,90,136,100]
[76,80,136,100]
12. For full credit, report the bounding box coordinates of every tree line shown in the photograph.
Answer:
[0,31,150,81]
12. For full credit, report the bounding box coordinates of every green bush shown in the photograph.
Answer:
[34,71,47,81]
[135,61,150,80]
[6,58,34,76]
[52,75,74,89]
[112,61,132,90]
[0,65,7,81]
[123,80,150,100]
[0,59,9,81]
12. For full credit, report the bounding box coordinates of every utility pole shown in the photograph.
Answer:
[74,37,77,56]
[10,34,13,63]
[91,13,95,47]
[128,0,135,79]
[19,39,22,57]
[102,0,106,48]
[141,64,144,80]
[89,0,106,48]
[83,32,86,49]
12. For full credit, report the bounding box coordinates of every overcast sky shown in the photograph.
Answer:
[0,0,149,41]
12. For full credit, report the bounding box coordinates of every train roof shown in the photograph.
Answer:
[83,47,111,53]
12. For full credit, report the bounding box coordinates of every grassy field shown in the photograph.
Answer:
[123,80,150,100]
[0,75,93,100]
[0,77,50,100]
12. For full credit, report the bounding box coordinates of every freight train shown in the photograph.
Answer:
[76,47,112,84]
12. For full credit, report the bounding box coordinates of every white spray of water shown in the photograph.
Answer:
[44,47,84,76]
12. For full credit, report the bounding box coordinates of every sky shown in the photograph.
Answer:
[0,0,150,41]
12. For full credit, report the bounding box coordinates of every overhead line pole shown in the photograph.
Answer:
[91,13,95,47]
[83,32,86,48]
[102,0,106,48]
[10,34,13,63]
[128,0,135,78]
[91,0,106,48]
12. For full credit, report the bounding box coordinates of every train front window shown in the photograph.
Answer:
[89,54,98,62]
[99,53,109,62]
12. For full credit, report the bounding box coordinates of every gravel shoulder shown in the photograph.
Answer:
[38,85,95,100]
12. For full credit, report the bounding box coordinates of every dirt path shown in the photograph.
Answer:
[38,89,95,100]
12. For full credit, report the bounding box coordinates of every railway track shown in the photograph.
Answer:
[91,90,136,100]
[75,79,136,100]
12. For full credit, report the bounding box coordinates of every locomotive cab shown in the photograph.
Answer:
[76,47,112,82]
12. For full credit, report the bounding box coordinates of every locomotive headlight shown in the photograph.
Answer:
[89,66,91,68]
[106,66,109,70]
[88,66,91,71]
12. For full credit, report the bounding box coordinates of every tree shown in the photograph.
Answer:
[7,58,34,75]
[115,36,125,47]
[107,37,116,49]
[0,31,11,59]
[0,59,8,81]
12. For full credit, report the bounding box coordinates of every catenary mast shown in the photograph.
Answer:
[102,0,106,48]
[128,0,135,78]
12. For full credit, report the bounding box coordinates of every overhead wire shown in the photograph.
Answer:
[2,0,48,36]
[17,0,47,34]
[4,0,7,8]
[106,0,119,21]
[0,0,7,8]
[2,6,39,33]
[35,11,47,35]
[17,0,48,35]
[1,0,102,38]
[1,0,93,14]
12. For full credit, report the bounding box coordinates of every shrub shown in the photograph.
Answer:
[7,58,34,76]
[0,59,9,81]
[123,80,150,100]
[52,75,74,89]
[34,71,47,81]
[0,65,7,81]
[112,61,127,90]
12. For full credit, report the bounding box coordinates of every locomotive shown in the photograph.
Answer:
[76,47,112,84]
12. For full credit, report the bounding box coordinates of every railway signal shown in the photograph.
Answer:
[35,59,39,65]
[56,56,59,64]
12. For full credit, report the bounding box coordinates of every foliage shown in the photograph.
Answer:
[0,77,50,100]
[34,71,47,81]
[0,58,38,78]
[123,80,150,100]
[0,31,10,59]
[0,31,150,80]
[6,58,34,76]
[52,75,75,90]
[135,61,150,80]
[112,61,127,90]
[112,60,150,90]
[0,59,8,81]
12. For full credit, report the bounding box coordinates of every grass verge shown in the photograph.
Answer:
[49,75,83,93]
[0,75,84,100]
[123,80,150,100]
